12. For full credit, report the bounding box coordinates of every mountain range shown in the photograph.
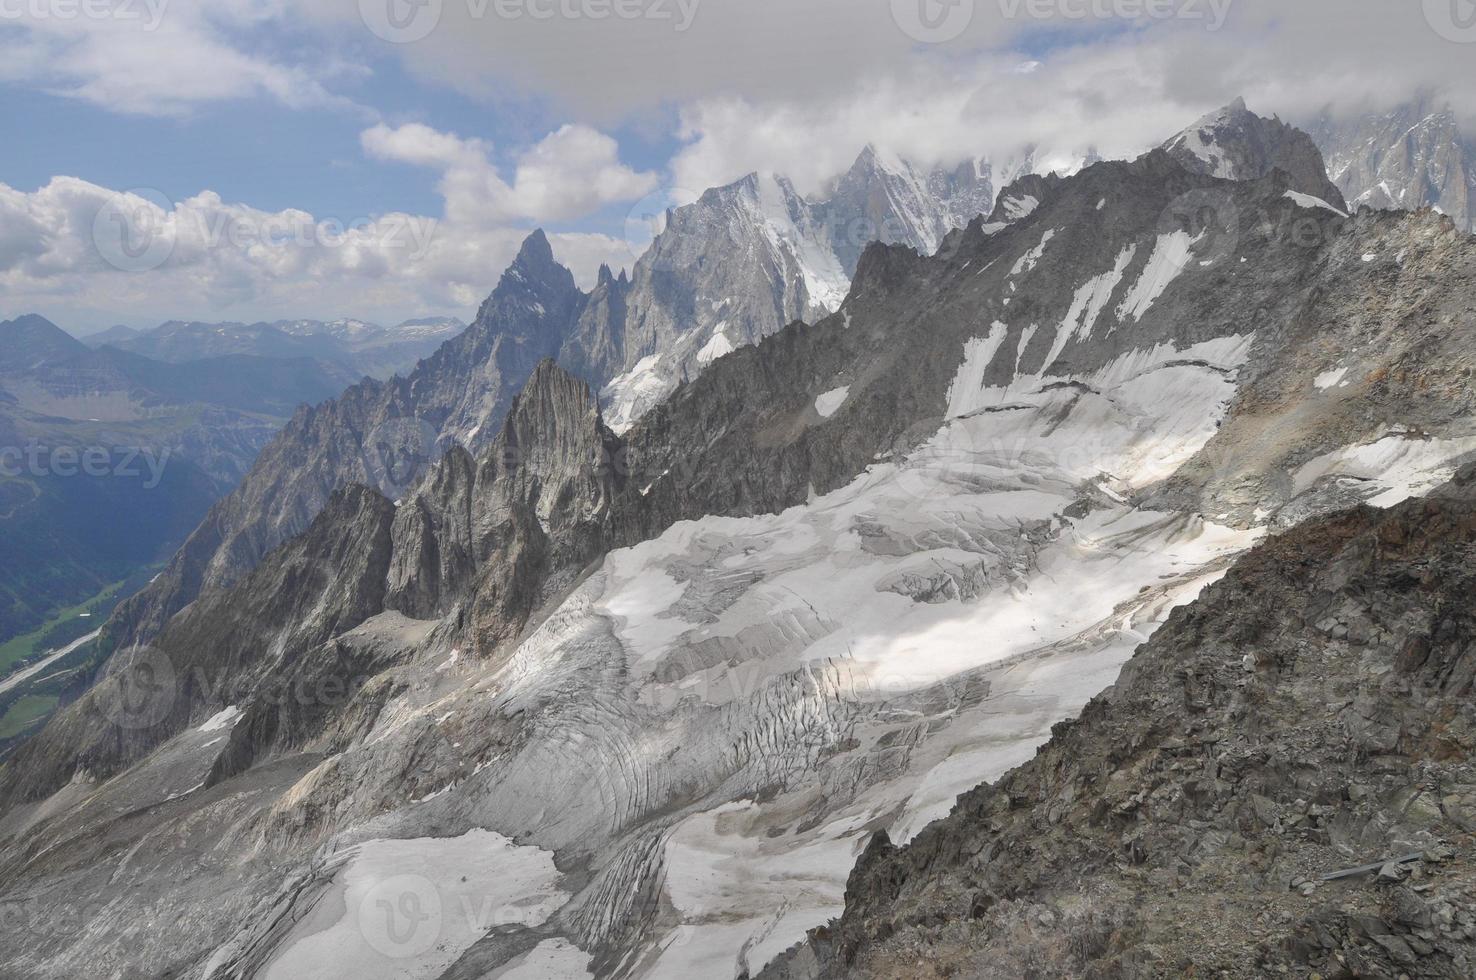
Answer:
[2,100,1474,979]
[0,313,368,647]
[1308,94,1476,233]
[87,316,467,382]
[93,146,1002,646]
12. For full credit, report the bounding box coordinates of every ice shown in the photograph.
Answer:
[654,801,858,979]
[262,830,567,980]
[1041,245,1137,370]
[998,194,1039,222]
[1284,190,1349,217]
[697,330,734,366]
[814,385,851,418]
[603,353,670,434]
[1009,228,1054,278]
[752,173,850,313]
[197,705,242,733]
[1314,367,1349,390]
[1116,230,1196,323]
[1293,434,1476,506]
[534,329,1257,971]
[496,939,592,979]
[944,322,1010,418]
[1168,108,1238,178]
[239,323,1308,978]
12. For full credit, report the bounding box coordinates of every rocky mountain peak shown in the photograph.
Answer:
[985,171,1063,224]
[505,357,605,443]
[512,226,555,268]
[0,313,88,368]
[842,142,902,180]
[473,229,582,343]
[1305,95,1475,232]
[1164,97,1348,209]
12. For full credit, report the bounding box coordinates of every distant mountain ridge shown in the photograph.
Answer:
[93,315,467,381]
[1306,94,1475,233]
[598,146,999,429]
[0,313,356,646]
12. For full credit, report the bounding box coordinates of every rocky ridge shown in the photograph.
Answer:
[1164,97,1349,210]
[764,466,1476,978]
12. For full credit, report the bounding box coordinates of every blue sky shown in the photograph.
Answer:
[0,1,1466,333]
[0,58,680,232]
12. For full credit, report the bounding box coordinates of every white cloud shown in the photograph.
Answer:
[0,130,648,331]
[661,1,1476,199]
[361,121,658,224]
[6,0,1476,332]
[0,0,356,116]
[293,0,1476,130]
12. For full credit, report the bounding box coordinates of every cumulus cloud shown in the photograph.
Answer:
[361,121,658,224]
[0,123,651,330]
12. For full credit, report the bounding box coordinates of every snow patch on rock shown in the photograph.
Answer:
[814,385,851,418]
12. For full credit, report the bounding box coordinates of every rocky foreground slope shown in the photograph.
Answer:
[1,124,1474,978]
[765,466,1476,979]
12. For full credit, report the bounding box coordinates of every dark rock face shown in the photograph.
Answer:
[559,263,632,385]
[106,230,587,647]
[1165,97,1349,210]
[765,468,1476,979]
[386,360,623,645]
